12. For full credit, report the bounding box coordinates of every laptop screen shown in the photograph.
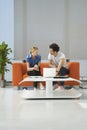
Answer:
[43,68,56,77]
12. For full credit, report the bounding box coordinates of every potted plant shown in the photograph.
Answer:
[0,41,12,87]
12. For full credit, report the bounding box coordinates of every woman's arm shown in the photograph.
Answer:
[37,61,41,67]
[34,61,41,71]
[26,62,34,71]
[27,61,41,72]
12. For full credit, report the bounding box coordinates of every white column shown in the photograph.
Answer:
[0,0,14,81]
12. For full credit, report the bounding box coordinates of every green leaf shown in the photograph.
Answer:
[0,41,12,75]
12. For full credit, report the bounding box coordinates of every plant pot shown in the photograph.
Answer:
[0,80,5,87]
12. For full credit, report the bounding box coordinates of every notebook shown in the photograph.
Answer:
[43,68,56,77]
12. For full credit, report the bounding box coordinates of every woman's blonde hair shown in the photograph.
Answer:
[29,46,38,54]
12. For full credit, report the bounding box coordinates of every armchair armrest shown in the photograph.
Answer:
[12,63,23,86]
[65,62,80,86]
[69,62,80,80]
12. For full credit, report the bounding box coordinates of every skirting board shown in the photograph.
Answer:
[80,85,87,89]
[21,88,82,99]
[80,81,87,89]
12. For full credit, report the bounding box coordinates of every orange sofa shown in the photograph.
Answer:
[12,61,80,87]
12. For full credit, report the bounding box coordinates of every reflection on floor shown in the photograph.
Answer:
[0,85,87,130]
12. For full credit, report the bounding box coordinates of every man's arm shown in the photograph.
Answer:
[48,60,56,68]
[56,58,64,73]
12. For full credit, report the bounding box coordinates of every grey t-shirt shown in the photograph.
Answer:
[48,51,67,67]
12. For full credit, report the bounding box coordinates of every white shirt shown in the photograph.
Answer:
[48,51,67,67]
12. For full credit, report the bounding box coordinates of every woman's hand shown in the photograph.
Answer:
[34,64,39,71]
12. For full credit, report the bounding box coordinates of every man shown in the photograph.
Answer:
[48,43,69,89]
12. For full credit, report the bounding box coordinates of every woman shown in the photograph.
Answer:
[26,46,44,91]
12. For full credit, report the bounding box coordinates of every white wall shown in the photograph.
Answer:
[0,0,14,81]
[14,0,25,60]
[14,0,69,60]
[69,0,87,59]
[26,0,66,60]
[14,0,87,60]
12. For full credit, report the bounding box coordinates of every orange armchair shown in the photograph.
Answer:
[12,62,80,87]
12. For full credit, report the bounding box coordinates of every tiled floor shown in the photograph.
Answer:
[0,85,87,130]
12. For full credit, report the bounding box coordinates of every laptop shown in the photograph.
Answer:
[43,68,56,77]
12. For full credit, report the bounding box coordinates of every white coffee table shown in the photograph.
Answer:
[19,76,82,99]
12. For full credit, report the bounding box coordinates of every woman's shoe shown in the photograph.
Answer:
[34,87,37,91]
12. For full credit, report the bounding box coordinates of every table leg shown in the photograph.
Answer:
[46,80,53,96]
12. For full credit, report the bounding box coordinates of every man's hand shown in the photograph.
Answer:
[48,60,56,68]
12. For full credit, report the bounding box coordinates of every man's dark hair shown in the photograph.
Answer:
[49,43,60,52]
